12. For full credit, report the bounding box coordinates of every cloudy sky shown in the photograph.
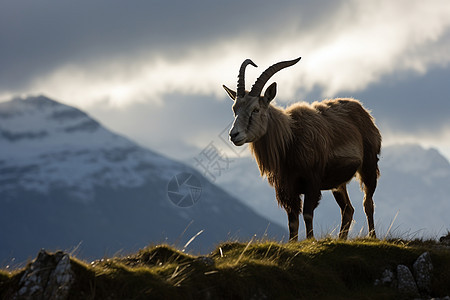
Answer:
[1,0,450,161]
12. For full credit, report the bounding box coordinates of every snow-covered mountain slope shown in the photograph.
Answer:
[0,96,287,264]
[0,96,180,199]
[214,144,450,238]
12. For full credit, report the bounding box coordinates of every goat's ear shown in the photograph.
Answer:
[263,82,277,104]
[222,85,237,101]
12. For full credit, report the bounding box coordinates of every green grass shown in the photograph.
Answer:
[1,238,449,299]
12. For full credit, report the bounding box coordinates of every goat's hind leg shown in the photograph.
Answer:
[363,186,376,238]
[303,188,321,239]
[360,163,378,238]
[332,184,354,239]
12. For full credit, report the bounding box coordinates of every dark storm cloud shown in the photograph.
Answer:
[0,0,340,90]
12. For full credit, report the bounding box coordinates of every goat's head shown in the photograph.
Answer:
[223,57,301,146]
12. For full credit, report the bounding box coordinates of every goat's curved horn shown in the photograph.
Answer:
[249,57,301,97]
[237,59,258,97]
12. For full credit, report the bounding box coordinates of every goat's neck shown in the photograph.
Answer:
[249,105,293,177]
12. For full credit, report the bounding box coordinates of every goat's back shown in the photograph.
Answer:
[317,98,382,157]
[286,98,381,165]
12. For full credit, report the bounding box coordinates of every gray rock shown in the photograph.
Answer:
[14,249,74,300]
[413,252,433,294]
[374,268,396,287]
[381,268,395,286]
[397,264,419,297]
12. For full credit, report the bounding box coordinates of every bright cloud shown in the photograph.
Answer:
[277,0,450,99]
[1,0,448,109]
[18,44,249,107]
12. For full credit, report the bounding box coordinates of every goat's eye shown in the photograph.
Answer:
[252,108,260,114]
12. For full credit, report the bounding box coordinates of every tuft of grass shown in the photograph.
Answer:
[1,238,449,299]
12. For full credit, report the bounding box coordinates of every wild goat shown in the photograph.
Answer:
[222,57,381,240]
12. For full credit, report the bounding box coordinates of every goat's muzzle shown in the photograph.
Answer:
[229,129,245,146]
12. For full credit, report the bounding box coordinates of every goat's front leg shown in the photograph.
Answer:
[303,188,322,239]
[277,185,301,242]
[287,209,299,241]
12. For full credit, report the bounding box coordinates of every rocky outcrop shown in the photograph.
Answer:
[375,251,449,299]
[14,250,74,300]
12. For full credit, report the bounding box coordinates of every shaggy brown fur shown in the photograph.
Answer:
[250,98,381,240]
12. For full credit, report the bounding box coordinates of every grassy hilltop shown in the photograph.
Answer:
[1,238,450,299]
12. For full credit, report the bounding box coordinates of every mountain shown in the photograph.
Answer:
[0,96,287,265]
[214,144,450,238]
[372,144,450,235]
